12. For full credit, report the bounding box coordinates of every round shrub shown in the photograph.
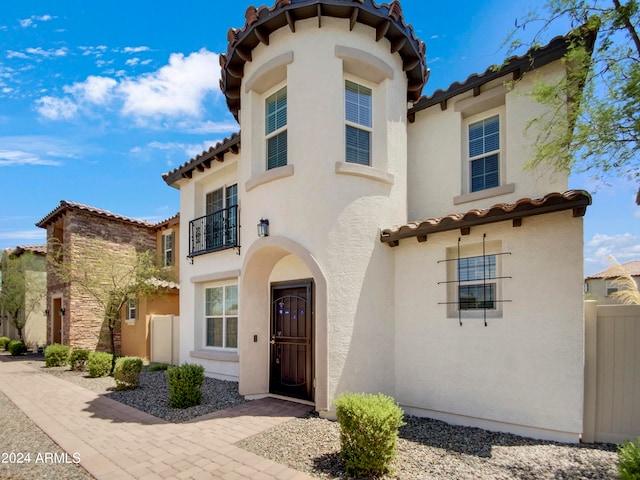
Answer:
[87,351,113,378]
[335,392,405,477]
[166,363,205,408]
[0,336,11,350]
[69,349,90,371]
[8,340,27,356]
[44,343,70,367]
[619,438,640,480]
[114,356,143,390]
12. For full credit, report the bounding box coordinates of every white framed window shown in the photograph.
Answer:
[265,86,287,170]
[345,80,372,166]
[468,114,500,192]
[458,255,497,310]
[162,231,174,267]
[444,239,506,321]
[205,284,238,349]
[125,298,137,324]
[605,280,619,297]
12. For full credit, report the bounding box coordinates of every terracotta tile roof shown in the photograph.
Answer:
[15,245,47,255]
[381,190,592,246]
[220,0,428,120]
[587,260,640,279]
[35,201,154,229]
[409,25,597,119]
[153,212,180,229]
[162,133,240,186]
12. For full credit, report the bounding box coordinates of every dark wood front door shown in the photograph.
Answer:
[270,281,313,401]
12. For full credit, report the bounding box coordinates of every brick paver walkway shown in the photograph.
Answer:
[0,358,314,479]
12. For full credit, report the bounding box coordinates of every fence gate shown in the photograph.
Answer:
[584,302,640,443]
[150,315,180,365]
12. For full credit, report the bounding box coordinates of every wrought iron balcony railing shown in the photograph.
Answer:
[188,205,238,257]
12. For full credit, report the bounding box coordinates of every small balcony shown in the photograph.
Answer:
[188,205,238,257]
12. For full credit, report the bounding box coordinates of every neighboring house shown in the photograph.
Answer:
[36,201,179,358]
[585,260,640,304]
[162,0,593,442]
[0,245,47,349]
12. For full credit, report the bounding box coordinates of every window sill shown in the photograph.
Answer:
[454,183,515,205]
[335,162,394,185]
[190,349,239,363]
[245,164,294,192]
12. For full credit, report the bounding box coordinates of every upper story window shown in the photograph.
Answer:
[345,80,372,166]
[468,115,500,192]
[162,231,174,267]
[265,86,287,170]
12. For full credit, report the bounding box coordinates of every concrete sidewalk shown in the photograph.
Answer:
[0,358,314,480]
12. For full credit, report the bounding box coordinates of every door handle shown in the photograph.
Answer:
[270,337,276,345]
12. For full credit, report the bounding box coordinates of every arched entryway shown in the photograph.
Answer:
[239,236,328,412]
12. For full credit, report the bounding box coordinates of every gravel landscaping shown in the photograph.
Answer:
[2,353,621,479]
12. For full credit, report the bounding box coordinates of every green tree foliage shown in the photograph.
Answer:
[505,1,640,192]
[49,239,174,374]
[0,249,46,344]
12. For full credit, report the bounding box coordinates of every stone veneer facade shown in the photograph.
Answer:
[40,204,157,353]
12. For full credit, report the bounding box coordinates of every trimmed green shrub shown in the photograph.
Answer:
[166,363,205,408]
[147,363,170,372]
[114,356,143,390]
[87,352,113,378]
[0,337,11,350]
[69,349,90,371]
[335,392,405,477]
[619,438,640,480]
[8,340,27,356]
[44,343,70,367]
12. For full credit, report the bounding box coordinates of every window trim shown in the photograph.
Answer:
[162,230,174,268]
[125,298,137,325]
[462,107,505,196]
[204,283,238,351]
[445,239,505,321]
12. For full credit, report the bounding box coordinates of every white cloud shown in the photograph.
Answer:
[64,75,117,105]
[125,58,140,67]
[34,49,221,126]
[0,150,62,166]
[178,119,238,134]
[19,15,53,28]
[35,96,78,119]
[119,49,220,119]
[8,47,68,59]
[6,51,29,59]
[123,46,150,53]
[25,47,68,58]
[585,232,640,273]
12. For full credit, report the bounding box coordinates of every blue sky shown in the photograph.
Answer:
[0,0,637,276]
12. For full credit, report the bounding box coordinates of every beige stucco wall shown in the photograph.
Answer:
[407,62,568,222]
[237,17,408,411]
[393,211,585,442]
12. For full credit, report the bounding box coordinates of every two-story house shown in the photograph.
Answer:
[36,201,179,359]
[163,0,593,442]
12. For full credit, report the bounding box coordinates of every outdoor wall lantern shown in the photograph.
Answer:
[60,307,66,316]
[257,218,270,237]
